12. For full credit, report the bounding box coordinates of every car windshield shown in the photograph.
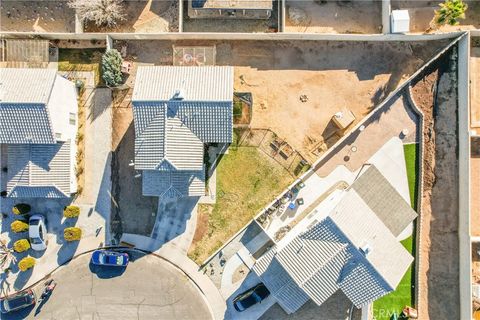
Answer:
[113,255,124,265]
[30,237,42,244]
[8,295,30,309]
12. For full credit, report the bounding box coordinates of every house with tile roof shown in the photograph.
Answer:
[253,165,417,314]
[0,68,78,198]
[132,66,234,199]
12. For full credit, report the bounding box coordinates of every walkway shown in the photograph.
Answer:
[316,92,418,176]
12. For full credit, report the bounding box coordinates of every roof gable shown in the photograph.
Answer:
[351,165,418,237]
[7,141,72,198]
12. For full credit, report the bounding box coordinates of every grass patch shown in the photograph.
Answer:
[373,143,419,320]
[188,146,294,264]
[58,48,104,85]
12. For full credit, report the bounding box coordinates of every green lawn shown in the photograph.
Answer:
[188,142,295,264]
[58,48,104,85]
[373,143,418,320]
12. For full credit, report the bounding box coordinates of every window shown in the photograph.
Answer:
[69,112,76,125]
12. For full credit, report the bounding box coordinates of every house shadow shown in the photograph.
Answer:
[94,151,114,244]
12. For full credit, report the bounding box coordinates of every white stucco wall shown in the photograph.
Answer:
[48,75,78,142]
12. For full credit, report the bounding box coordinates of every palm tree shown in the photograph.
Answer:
[435,0,468,26]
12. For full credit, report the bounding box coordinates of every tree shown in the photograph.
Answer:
[68,0,126,28]
[435,0,468,26]
[102,49,123,87]
[0,240,15,272]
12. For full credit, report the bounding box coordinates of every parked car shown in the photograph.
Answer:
[233,283,270,312]
[91,250,129,267]
[0,289,36,314]
[29,215,47,251]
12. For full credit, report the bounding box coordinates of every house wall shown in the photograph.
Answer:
[48,75,78,142]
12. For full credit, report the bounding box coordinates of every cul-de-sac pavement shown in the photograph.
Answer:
[0,1,479,320]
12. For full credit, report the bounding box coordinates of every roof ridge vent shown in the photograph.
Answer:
[172,80,186,100]
[360,243,372,256]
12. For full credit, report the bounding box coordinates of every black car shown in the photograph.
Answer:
[0,290,36,314]
[233,283,270,312]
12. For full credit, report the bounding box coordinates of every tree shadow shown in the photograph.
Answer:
[13,268,33,291]
[56,239,80,266]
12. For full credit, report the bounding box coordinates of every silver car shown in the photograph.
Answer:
[29,215,47,251]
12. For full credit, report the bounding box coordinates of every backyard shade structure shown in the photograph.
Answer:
[253,165,417,314]
[0,68,78,198]
[132,66,234,199]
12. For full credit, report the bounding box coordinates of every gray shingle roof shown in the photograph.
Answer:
[254,185,415,313]
[7,141,72,198]
[0,68,58,144]
[142,168,205,199]
[351,165,418,237]
[132,66,233,102]
[132,66,233,198]
[133,104,204,171]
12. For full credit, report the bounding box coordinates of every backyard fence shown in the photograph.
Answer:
[231,128,310,177]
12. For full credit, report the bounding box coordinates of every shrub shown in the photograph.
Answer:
[64,206,80,218]
[10,220,29,233]
[102,49,123,87]
[13,239,30,253]
[12,203,31,215]
[64,227,82,241]
[435,0,468,26]
[18,256,35,272]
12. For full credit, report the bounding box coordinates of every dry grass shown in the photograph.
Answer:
[188,146,294,264]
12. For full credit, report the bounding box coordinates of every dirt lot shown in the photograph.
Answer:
[392,0,480,33]
[285,0,382,34]
[411,48,460,319]
[120,39,447,162]
[85,0,178,33]
[0,0,75,32]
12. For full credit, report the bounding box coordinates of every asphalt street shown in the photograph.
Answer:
[3,250,211,320]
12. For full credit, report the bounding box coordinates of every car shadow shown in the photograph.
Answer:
[89,261,127,279]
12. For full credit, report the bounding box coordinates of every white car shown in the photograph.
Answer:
[29,215,47,251]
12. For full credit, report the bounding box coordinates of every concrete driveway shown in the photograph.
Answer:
[3,250,212,320]
[150,197,200,254]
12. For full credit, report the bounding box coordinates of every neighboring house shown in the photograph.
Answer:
[132,66,233,200]
[188,0,273,19]
[0,68,78,198]
[253,166,418,314]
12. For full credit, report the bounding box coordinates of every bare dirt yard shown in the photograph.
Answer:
[392,0,480,33]
[0,0,75,32]
[411,47,460,319]
[472,137,480,237]
[85,0,178,33]
[120,39,447,163]
[285,0,382,34]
